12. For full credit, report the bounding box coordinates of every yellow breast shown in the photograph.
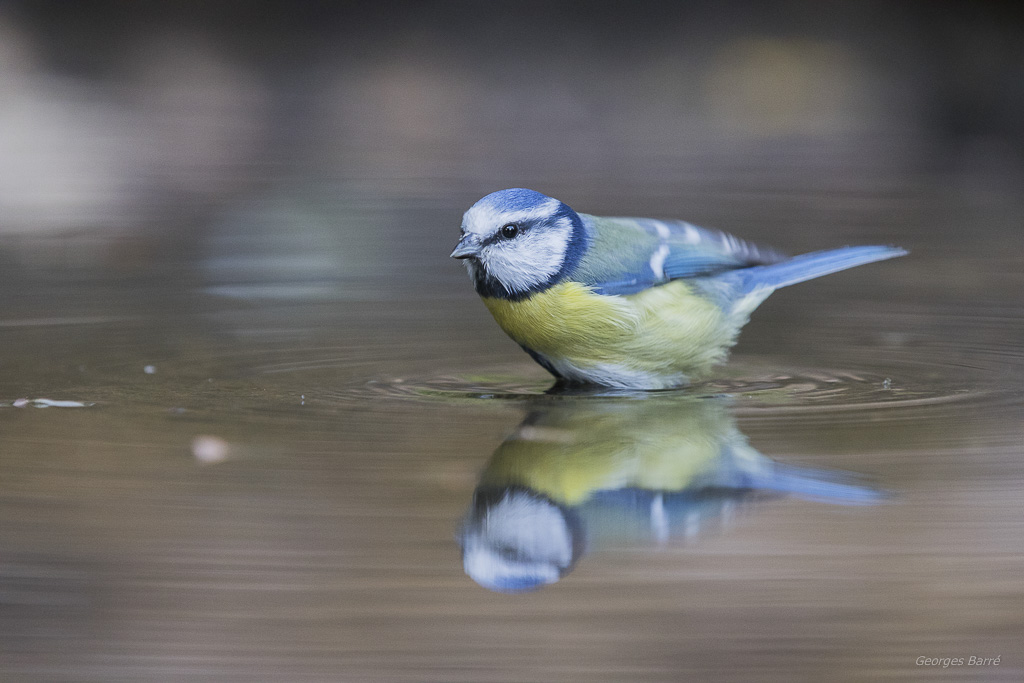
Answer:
[482,281,739,386]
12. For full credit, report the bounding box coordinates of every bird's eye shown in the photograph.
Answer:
[500,223,520,239]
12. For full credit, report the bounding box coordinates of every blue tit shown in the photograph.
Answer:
[451,188,907,389]
[458,396,881,593]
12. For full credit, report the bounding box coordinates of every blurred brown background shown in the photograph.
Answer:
[2,1,1022,289]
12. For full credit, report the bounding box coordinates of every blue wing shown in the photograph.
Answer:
[571,215,787,295]
[571,215,906,299]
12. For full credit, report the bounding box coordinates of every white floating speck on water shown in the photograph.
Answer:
[10,398,95,408]
[192,436,230,465]
[144,365,156,374]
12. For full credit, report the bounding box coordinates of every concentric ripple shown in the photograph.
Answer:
[315,361,1006,416]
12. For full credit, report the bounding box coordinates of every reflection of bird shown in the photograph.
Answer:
[451,189,906,389]
[459,396,881,593]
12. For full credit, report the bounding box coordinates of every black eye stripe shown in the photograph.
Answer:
[479,222,525,247]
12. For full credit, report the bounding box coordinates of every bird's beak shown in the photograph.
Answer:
[450,235,480,259]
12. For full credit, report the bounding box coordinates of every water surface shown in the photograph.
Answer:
[2,196,1022,682]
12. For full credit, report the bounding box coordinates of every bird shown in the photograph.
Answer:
[459,395,882,592]
[451,188,906,390]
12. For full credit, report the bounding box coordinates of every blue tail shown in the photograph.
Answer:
[734,245,907,295]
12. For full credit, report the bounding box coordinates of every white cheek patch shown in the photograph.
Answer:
[481,220,571,294]
[462,198,561,236]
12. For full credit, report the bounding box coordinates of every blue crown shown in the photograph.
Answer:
[476,188,552,213]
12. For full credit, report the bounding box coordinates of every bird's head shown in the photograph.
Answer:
[451,188,586,299]
[458,488,582,593]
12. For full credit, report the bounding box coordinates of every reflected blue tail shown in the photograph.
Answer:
[751,462,886,506]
